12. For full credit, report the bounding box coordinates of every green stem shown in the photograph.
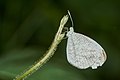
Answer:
[14,14,69,80]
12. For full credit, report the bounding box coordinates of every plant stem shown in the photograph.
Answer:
[14,14,69,80]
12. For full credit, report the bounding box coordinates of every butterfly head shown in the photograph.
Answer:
[66,27,74,37]
[70,27,74,32]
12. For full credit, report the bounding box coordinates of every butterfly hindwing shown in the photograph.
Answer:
[66,27,106,69]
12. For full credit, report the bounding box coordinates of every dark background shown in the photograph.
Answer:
[0,0,120,80]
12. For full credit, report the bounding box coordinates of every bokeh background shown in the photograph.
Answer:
[0,0,120,80]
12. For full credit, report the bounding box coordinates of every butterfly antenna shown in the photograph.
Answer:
[67,10,74,27]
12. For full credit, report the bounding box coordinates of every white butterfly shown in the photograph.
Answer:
[66,11,107,69]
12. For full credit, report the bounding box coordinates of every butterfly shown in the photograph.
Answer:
[66,11,107,69]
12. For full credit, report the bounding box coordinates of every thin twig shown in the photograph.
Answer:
[14,14,69,80]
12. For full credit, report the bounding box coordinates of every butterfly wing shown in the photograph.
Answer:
[66,32,106,69]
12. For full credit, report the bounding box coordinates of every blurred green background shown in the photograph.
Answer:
[0,0,120,80]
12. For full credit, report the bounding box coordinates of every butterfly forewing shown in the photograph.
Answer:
[66,27,106,69]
